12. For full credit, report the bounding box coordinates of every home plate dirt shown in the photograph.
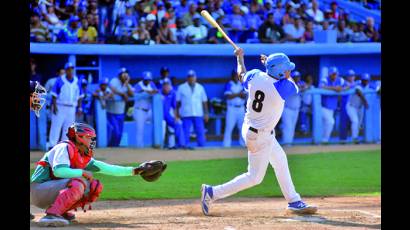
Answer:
[30,196,380,229]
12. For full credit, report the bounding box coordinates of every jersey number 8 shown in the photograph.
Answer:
[252,90,265,112]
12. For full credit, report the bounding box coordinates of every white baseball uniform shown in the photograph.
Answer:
[223,80,246,147]
[346,82,369,140]
[212,69,302,203]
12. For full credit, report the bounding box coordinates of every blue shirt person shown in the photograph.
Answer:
[57,16,80,43]
[162,80,186,149]
[319,67,345,143]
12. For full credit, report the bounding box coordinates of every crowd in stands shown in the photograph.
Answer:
[30,0,381,44]
[31,57,381,149]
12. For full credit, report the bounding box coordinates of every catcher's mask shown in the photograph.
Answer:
[66,122,97,156]
[30,82,47,117]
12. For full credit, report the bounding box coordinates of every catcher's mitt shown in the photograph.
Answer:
[134,160,167,182]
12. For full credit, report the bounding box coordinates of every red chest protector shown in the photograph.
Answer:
[37,140,93,179]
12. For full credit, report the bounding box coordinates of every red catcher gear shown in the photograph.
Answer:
[71,179,104,212]
[66,122,96,156]
[45,178,87,216]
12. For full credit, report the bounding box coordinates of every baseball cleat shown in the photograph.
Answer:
[62,212,76,222]
[30,213,35,221]
[287,201,318,215]
[37,214,70,227]
[201,184,214,216]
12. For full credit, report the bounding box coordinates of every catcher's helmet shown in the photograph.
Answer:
[30,81,47,117]
[265,53,295,79]
[66,122,97,155]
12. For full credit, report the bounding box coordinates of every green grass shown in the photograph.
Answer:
[30,150,381,200]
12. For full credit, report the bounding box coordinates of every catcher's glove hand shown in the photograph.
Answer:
[134,160,167,182]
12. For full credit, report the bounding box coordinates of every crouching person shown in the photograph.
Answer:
[30,122,166,227]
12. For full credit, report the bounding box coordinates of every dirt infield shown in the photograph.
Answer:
[30,144,381,229]
[30,196,380,230]
[30,144,381,168]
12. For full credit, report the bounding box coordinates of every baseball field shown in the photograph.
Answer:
[30,144,381,229]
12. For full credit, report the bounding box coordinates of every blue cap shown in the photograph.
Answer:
[192,13,201,20]
[143,71,153,80]
[157,1,164,7]
[347,69,355,76]
[265,53,295,79]
[118,67,128,75]
[81,78,88,85]
[65,62,74,69]
[187,69,197,77]
[99,78,109,85]
[361,73,370,80]
[69,15,80,23]
[161,66,169,72]
[292,71,301,78]
[328,66,338,75]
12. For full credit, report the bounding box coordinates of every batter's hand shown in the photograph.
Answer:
[234,48,244,57]
[82,170,94,182]
[260,54,268,65]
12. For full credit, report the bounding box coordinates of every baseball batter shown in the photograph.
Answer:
[201,48,317,215]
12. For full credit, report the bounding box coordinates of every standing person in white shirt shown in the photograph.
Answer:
[175,70,209,148]
[133,71,159,148]
[48,62,83,149]
[346,73,370,144]
[306,0,324,23]
[200,48,317,216]
[185,14,208,44]
[223,70,246,147]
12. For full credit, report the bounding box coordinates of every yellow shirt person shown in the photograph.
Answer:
[78,19,98,43]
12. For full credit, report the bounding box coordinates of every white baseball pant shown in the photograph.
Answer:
[133,108,152,148]
[49,105,76,147]
[321,107,335,142]
[281,107,299,145]
[212,122,301,203]
[346,103,361,139]
[223,106,245,147]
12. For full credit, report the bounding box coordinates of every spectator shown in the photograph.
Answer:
[133,71,158,148]
[258,12,285,43]
[319,67,345,144]
[305,0,324,23]
[146,13,160,44]
[303,20,314,42]
[98,0,115,40]
[30,58,44,84]
[336,20,350,43]
[30,14,50,42]
[262,0,274,18]
[120,5,138,36]
[273,0,286,26]
[185,14,208,44]
[44,5,65,42]
[299,74,315,134]
[157,66,174,89]
[283,15,306,43]
[223,70,246,148]
[48,62,83,149]
[131,18,152,44]
[329,1,339,20]
[249,0,264,18]
[157,17,176,44]
[167,7,177,33]
[161,80,187,149]
[154,1,169,24]
[182,2,197,27]
[78,18,98,43]
[350,22,369,42]
[93,77,113,109]
[282,2,296,26]
[207,16,227,44]
[244,4,262,41]
[106,67,134,147]
[175,0,189,18]
[339,69,356,143]
[174,17,188,44]
[212,0,226,19]
[77,79,94,125]
[281,71,304,146]
[346,73,370,144]
[175,70,209,148]
[364,17,379,42]
[223,4,247,43]
[57,16,80,43]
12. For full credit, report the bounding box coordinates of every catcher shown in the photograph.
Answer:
[30,122,167,227]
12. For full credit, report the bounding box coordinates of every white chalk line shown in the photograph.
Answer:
[333,209,381,218]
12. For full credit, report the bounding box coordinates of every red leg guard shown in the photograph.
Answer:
[45,178,86,216]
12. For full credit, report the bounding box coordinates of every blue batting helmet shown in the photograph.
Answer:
[265,53,295,79]
[143,71,153,80]
[361,73,370,81]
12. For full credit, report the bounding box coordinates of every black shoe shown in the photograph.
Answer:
[30,213,35,220]
[167,146,178,150]
[62,212,76,221]
[182,146,195,150]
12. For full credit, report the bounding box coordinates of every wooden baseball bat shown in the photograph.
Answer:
[200,10,239,50]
